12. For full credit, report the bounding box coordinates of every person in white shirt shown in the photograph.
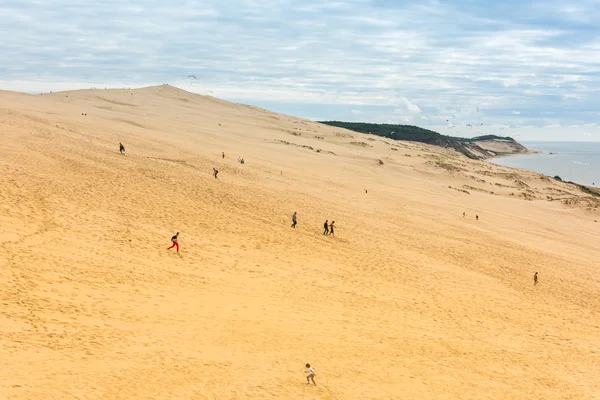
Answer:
[305,363,316,385]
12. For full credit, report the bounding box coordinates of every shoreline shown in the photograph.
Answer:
[486,150,599,194]
[484,149,543,161]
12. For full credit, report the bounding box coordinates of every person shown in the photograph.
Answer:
[291,212,297,228]
[305,363,316,385]
[238,156,241,163]
[241,158,245,165]
[463,212,465,217]
[119,143,125,154]
[167,232,179,252]
[213,168,219,179]
[323,220,329,235]
[476,215,479,221]
[222,152,225,159]
[534,272,538,285]
[329,221,335,236]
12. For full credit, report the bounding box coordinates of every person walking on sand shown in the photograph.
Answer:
[329,221,335,236]
[323,220,329,235]
[534,272,538,285]
[305,363,316,385]
[167,232,179,253]
[213,168,219,179]
[222,152,225,159]
[119,142,125,154]
[291,212,297,228]
[476,215,479,221]
[463,212,465,218]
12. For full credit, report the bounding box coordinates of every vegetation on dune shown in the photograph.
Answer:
[319,121,451,144]
[318,121,520,160]
[553,176,598,197]
[460,134,516,142]
[569,182,600,197]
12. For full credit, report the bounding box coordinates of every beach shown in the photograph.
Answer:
[1,86,599,400]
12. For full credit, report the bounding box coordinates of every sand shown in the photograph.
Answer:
[1,85,599,400]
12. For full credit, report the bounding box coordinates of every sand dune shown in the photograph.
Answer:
[1,85,599,399]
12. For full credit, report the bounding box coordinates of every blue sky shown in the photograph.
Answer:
[1,0,600,141]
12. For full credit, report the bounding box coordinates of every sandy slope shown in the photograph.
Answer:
[1,85,599,400]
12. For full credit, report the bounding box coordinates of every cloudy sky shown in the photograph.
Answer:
[2,0,600,140]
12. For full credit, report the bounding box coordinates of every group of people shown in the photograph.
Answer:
[290,213,335,236]
[462,211,479,220]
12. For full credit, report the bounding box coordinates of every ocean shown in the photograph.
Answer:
[490,141,600,187]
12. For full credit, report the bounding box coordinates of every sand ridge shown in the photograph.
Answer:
[1,85,599,399]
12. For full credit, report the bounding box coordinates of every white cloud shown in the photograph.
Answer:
[0,0,599,139]
[397,97,421,115]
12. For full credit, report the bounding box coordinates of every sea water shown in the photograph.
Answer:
[491,142,600,187]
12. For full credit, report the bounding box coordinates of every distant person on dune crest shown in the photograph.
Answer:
[323,220,329,235]
[222,152,225,159]
[476,215,479,221]
[167,232,179,252]
[534,272,538,285]
[119,143,125,154]
[213,168,219,179]
[463,212,465,218]
[291,212,297,228]
[305,363,316,385]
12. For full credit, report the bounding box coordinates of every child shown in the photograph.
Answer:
[167,232,179,252]
[329,221,335,236]
[305,363,316,385]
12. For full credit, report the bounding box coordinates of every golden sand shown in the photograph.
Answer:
[1,85,599,399]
